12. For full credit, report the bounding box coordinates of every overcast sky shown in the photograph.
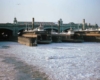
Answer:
[0,0,100,26]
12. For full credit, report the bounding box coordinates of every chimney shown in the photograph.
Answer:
[58,20,60,33]
[32,18,34,30]
[83,19,85,30]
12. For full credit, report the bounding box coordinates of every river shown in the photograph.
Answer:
[0,42,100,80]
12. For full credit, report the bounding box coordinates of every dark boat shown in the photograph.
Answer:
[33,24,52,44]
[60,30,84,43]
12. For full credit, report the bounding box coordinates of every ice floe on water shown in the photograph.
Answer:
[0,42,100,80]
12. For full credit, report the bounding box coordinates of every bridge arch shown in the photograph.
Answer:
[44,27,58,32]
[63,28,71,32]
[17,29,25,36]
[0,28,13,41]
[0,27,14,31]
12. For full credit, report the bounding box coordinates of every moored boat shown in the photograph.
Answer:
[23,24,52,44]
[60,29,84,42]
[74,30,100,42]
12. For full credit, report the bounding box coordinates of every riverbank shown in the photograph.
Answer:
[0,50,49,80]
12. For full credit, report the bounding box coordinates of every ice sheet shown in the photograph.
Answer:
[0,42,100,80]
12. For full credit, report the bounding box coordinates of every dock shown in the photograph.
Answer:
[18,32,37,46]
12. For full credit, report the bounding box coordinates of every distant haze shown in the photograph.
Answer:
[0,0,100,26]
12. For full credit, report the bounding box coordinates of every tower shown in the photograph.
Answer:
[59,18,63,25]
[13,17,17,24]
[58,19,63,32]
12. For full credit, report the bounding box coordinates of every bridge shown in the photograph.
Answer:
[0,22,73,40]
[0,18,98,41]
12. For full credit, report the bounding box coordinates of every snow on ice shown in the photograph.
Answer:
[0,42,100,80]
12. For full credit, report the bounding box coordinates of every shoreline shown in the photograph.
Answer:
[0,52,49,80]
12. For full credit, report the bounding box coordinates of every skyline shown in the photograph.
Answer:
[0,0,100,26]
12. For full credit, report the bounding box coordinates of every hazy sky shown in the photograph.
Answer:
[0,0,100,26]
